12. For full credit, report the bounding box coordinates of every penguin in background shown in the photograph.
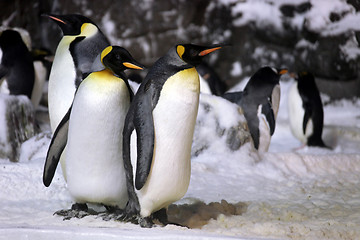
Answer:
[0,29,35,100]
[45,14,110,181]
[223,67,288,152]
[43,46,144,219]
[122,43,223,227]
[45,13,110,132]
[288,71,328,148]
[196,61,227,96]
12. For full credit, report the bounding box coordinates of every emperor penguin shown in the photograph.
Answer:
[122,43,223,227]
[288,71,328,148]
[0,29,35,100]
[46,14,110,131]
[46,14,110,181]
[43,46,144,218]
[223,67,288,152]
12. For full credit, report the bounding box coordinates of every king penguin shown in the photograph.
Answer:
[46,14,110,131]
[288,71,328,148]
[0,29,35,100]
[122,43,223,227]
[43,46,144,218]
[223,67,287,152]
[45,14,110,181]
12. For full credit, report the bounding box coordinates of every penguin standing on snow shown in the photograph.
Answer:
[45,14,110,181]
[43,46,144,219]
[0,29,35,100]
[122,44,223,227]
[45,14,110,131]
[288,71,328,148]
[223,67,288,152]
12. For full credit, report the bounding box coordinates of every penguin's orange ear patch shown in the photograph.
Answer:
[199,47,222,56]
[177,45,185,59]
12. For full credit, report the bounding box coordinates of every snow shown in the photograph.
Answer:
[230,61,242,77]
[231,0,357,37]
[1,75,360,239]
[2,0,360,238]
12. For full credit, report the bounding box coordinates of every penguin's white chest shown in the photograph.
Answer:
[257,85,280,152]
[66,72,130,207]
[257,105,271,152]
[48,36,77,132]
[288,82,312,143]
[137,67,200,217]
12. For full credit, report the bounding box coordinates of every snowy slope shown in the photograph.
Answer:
[1,76,360,239]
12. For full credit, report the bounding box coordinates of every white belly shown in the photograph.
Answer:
[288,82,308,143]
[48,37,77,132]
[31,61,46,108]
[66,75,130,207]
[271,84,281,119]
[137,68,200,217]
[257,105,271,152]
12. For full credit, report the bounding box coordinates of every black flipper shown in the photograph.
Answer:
[133,92,155,190]
[43,106,72,187]
[302,101,312,135]
[244,109,260,150]
[122,107,140,216]
[222,91,243,106]
[262,102,276,136]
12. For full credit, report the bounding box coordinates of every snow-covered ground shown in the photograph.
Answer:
[1,76,360,239]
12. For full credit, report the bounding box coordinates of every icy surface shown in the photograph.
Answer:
[1,77,360,239]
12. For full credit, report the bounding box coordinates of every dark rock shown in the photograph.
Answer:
[0,94,37,162]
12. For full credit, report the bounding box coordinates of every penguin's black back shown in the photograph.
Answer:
[196,62,227,96]
[69,32,110,87]
[297,72,326,147]
[0,30,34,99]
[239,67,281,149]
[243,67,280,98]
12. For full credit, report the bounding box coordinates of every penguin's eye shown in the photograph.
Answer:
[189,49,198,57]
[115,54,121,60]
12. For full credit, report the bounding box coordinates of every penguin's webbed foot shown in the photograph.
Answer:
[139,216,154,228]
[54,203,95,220]
[99,206,138,224]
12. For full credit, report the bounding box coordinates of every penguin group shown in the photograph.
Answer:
[0,28,49,108]
[25,13,329,227]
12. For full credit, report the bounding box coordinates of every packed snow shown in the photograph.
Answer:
[1,76,360,239]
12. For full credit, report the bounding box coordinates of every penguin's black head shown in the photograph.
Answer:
[175,44,223,66]
[101,46,144,78]
[297,71,313,80]
[45,14,96,36]
[255,66,288,83]
[296,71,316,84]
[0,30,24,49]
